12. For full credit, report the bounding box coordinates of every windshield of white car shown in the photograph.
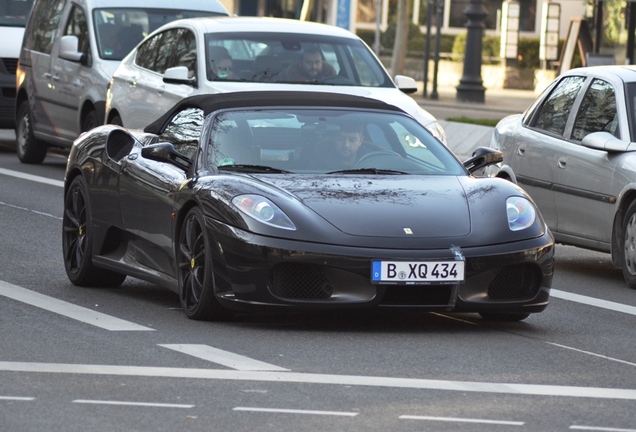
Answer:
[0,0,33,26]
[205,32,392,87]
[205,108,465,175]
[94,8,224,60]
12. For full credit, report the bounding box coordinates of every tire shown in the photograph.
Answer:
[15,100,47,164]
[177,207,231,321]
[62,176,126,287]
[81,109,99,133]
[109,114,123,127]
[479,312,530,322]
[621,200,636,289]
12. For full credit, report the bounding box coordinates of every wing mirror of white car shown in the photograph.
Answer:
[59,35,85,64]
[581,131,636,152]
[394,75,418,94]
[163,66,196,86]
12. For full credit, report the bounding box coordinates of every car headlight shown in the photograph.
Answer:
[232,194,296,230]
[506,196,536,231]
[427,120,447,144]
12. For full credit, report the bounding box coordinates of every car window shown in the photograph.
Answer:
[205,108,463,175]
[531,75,585,136]
[571,78,618,140]
[93,8,218,61]
[135,29,179,74]
[64,5,90,65]
[204,32,391,87]
[26,0,66,54]
[174,29,197,79]
[158,107,204,159]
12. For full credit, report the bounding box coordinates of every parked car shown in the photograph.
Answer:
[104,16,447,143]
[64,91,554,322]
[15,0,229,164]
[488,65,636,289]
[0,0,34,129]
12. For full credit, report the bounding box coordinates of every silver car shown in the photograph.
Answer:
[489,65,636,289]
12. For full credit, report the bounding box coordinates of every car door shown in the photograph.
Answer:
[24,0,67,138]
[506,76,587,230]
[551,78,620,246]
[123,28,182,128]
[49,4,89,141]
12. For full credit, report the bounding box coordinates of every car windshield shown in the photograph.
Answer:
[0,0,33,26]
[205,32,392,87]
[93,8,223,60]
[204,108,464,175]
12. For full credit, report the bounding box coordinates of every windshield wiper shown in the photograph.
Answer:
[326,168,408,175]
[218,164,291,174]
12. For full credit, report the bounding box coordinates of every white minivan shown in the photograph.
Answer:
[15,0,229,164]
[0,0,34,128]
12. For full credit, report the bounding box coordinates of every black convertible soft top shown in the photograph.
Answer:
[144,91,406,135]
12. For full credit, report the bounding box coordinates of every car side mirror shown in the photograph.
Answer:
[59,35,85,64]
[394,75,417,94]
[141,142,192,171]
[581,131,636,152]
[163,66,196,86]
[463,147,504,174]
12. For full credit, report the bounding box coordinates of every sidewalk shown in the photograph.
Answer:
[413,83,539,159]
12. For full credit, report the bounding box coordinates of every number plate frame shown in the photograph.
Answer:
[371,260,465,285]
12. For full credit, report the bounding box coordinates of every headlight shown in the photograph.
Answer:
[232,194,296,230]
[506,196,536,231]
[427,120,447,144]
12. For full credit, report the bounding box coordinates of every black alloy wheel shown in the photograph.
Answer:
[62,176,126,287]
[178,207,231,320]
[16,100,47,164]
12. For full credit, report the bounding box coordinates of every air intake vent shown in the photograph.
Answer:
[488,264,541,300]
[270,263,333,300]
[106,129,134,162]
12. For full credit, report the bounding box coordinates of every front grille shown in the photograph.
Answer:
[488,264,541,299]
[3,58,17,75]
[379,284,453,306]
[270,263,334,300]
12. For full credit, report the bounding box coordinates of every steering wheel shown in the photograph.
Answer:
[353,150,401,168]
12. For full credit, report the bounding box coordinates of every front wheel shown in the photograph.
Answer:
[62,176,126,287]
[15,100,47,164]
[621,201,636,289]
[177,207,232,321]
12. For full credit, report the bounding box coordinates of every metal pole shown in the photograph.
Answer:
[374,0,381,55]
[456,0,487,103]
[423,0,434,97]
[430,0,443,100]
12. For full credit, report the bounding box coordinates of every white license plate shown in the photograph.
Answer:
[371,260,465,284]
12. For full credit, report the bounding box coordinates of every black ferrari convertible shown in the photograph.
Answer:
[62,91,554,321]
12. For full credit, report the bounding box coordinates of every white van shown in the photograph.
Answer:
[15,0,229,164]
[0,0,34,128]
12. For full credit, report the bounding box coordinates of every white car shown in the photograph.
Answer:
[105,16,446,143]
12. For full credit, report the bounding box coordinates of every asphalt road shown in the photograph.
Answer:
[1,135,636,432]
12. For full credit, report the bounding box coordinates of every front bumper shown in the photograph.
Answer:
[207,218,554,315]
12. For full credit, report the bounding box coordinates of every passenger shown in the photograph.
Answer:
[285,45,336,82]
[209,46,234,80]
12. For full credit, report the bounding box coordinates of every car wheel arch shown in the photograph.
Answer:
[612,191,636,268]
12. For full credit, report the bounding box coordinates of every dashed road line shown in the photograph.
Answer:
[73,399,194,408]
[233,407,359,416]
[0,168,63,188]
[159,344,289,371]
[0,280,154,332]
[399,415,524,426]
[0,396,35,401]
[551,289,636,316]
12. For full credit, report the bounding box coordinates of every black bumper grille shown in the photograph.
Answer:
[270,263,334,300]
[488,264,541,300]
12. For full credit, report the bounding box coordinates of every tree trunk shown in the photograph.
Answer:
[390,0,410,76]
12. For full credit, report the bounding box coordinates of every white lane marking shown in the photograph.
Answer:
[0,396,35,401]
[2,362,636,401]
[399,415,523,426]
[73,399,194,409]
[159,344,289,371]
[570,426,636,432]
[0,168,64,188]
[547,342,636,368]
[0,280,154,332]
[0,201,62,220]
[233,407,358,416]
[551,289,636,316]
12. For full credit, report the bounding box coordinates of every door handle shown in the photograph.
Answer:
[517,146,526,156]
[157,85,165,95]
[558,157,567,168]
[44,72,52,79]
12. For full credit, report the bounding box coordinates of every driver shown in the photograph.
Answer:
[323,122,375,169]
[285,45,336,82]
